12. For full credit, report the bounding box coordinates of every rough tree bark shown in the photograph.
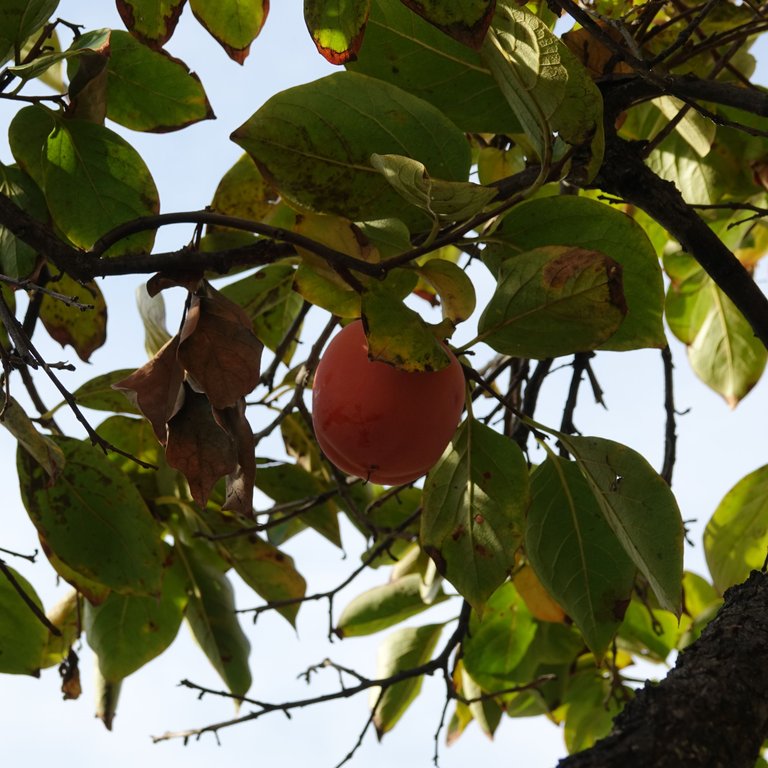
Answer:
[559,570,768,768]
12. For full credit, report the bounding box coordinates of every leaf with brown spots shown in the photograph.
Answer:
[401,0,495,49]
[421,419,529,612]
[178,286,263,409]
[165,385,238,506]
[304,0,371,64]
[116,0,187,49]
[113,336,184,443]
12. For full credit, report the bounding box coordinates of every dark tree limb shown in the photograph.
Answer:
[558,570,768,768]
[592,133,768,351]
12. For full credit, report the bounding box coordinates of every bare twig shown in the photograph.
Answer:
[660,345,677,486]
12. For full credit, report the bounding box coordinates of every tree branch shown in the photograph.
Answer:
[558,570,768,768]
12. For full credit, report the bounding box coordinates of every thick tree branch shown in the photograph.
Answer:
[559,570,768,768]
[592,133,768,350]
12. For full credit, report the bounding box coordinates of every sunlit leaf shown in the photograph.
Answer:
[369,623,443,736]
[563,670,625,753]
[0,564,47,675]
[304,0,370,64]
[189,0,268,63]
[0,396,64,479]
[0,0,60,64]
[704,464,768,593]
[116,0,186,47]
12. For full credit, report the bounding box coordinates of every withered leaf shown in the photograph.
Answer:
[178,287,263,409]
[113,336,184,443]
[214,399,256,518]
[146,272,204,296]
[165,385,237,506]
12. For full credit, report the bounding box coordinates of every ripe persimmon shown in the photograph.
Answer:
[311,320,465,485]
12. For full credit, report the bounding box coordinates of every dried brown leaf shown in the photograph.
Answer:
[165,385,237,505]
[113,336,184,443]
[214,400,256,517]
[178,287,263,408]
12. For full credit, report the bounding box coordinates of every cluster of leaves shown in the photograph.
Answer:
[1,0,768,763]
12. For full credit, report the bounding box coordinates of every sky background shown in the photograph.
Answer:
[2,2,767,767]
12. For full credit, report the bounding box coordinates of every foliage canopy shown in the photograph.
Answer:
[2,0,768,765]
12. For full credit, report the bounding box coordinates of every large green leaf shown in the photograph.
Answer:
[335,573,448,637]
[485,196,666,351]
[0,162,47,279]
[17,436,166,596]
[526,454,636,658]
[84,554,188,681]
[105,30,214,131]
[0,0,59,64]
[704,465,768,593]
[304,0,370,64]
[562,670,625,754]
[481,3,604,182]
[369,623,443,736]
[477,245,626,358]
[349,0,521,133]
[116,0,186,47]
[0,565,48,675]
[180,544,252,698]
[421,419,529,611]
[556,433,684,615]
[461,583,537,691]
[189,0,268,63]
[665,250,767,406]
[9,105,159,255]
[0,396,64,479]
[231,71,471,229]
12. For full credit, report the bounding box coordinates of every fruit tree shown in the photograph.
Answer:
[2,1,768,767]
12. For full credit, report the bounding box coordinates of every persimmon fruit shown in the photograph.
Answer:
[311,320,465,485]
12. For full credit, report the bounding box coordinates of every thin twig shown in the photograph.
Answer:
[660,345,677,486]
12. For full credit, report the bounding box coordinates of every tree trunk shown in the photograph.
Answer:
[558,570,768,768]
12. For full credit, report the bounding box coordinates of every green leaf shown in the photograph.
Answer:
[8,104,57,187]
[653,96,715,158]
[218,533,307,627]
[105,30,214,132]
[371,153,497,224]
[94,667,121,730]
[38,273,107,362]
[256,459,342,548]
[231,71,471,229]
[481,3,604,182]
[84,553,188,681]
[461,583,537,691]
[336,573,448,637]
[421,419,529,612]
[8,27,109,83]
[71,369,143,414]
[0,0,59,63]
[617,600,680,662]
[349,0,521,133]
[362,287,451,371]
[563,670,625,754]
[116,0,186,47]
[221,264,305,357]
[304,0,370,64]
[704,464,768,593]
[180,544,252,698]
[526,454,636,658]
[682,571,721,619]
[294,262,361,318]
[665,251,767,406]
[189,0,268,63]
[401,0,495,48]
[40,547,110,605]
[0,565,48,675]
[0,163,47,279]
[40,589,80,668]
[417,258,476,326]
[17,436,166,596]
[485,195,666,351]
[458,664,503,738]
[369,623,443,736]
[557,433,685,615]
[0,396,64,479]
[477,245,626,358]
[209,152,279,224]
